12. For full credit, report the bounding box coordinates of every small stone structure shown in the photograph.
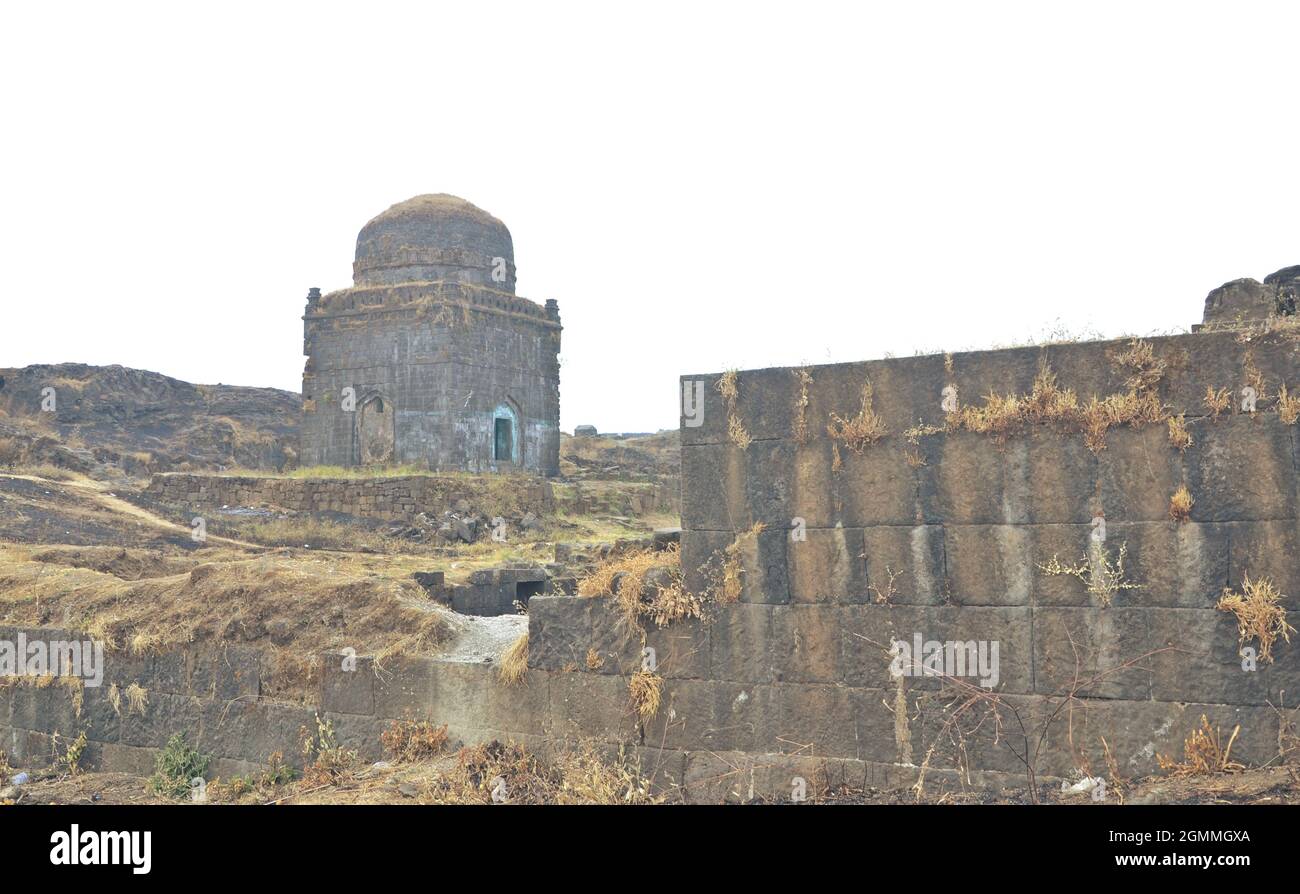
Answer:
[1199,264,1300,329]
[299,195,561,475]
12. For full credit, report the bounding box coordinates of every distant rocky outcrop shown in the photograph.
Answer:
[1201,265,1300,328]
[0,363,299,475]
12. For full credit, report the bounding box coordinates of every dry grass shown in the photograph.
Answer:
[0,547,453,701]
[1169,485,1194,522]
[1216,575,1294,664]
[1244,351,1267,404]
[827,382,888,453]
[629,669,663,720]
[1204,385,1231,418]
[1038,542,1142,608]
[299,714,361,787]
[719,522,765,604]
[125,682,148,715]
[422,739,658,805]
[1157,715,1244,777]
[577,544,699,632]
[717,370,751,450]
[949,347,1168,453]
[1167,414,1192,451]
[498,632,529,685]
[1278,384,1300,425]
[1113,337,1166,393]
[380,718,449,762]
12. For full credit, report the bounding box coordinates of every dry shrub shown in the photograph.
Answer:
[299,714,360,787]
[1217,575,1294,664]
[869,565,904,605]
[1167,414,1192,451]
[1157,715,1244,777]
[719,522,765,604]
[585,648,605,670]
[1169,485,1194,521]
[1020,362,1080,423]
[1278,384,1300,425]
[717,370,751,450]
[1038,542,1142,608]
[577,544,698,631]
[827,381,888,452]
[629,669,663,720]
[424,739,658,804]
[1204,385,1231,418]
[381,718,449,762]
[125,682,148,716]
[949,347,1166,453]
[1113,337,1166,393]
[1077,389,1164,453]
[498,632,529,685]
[1244,351,1267,403]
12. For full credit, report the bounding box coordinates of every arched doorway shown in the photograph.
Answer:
[492,402,520,464]
[358,394,395,464]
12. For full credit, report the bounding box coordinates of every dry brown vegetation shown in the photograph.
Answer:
[946,344,1167,453]
[628,669,663,720]
[498,632,529,685]
[1167,414,1192,451]
[1169,485,1194,521]
[0,545,452,700]
[717,369,751,450]
[1278,384,1300,424]
[1217,575,1294,664]
[827,381,888,453]
[1157,715,1244,777]
[422,739,658,805]
[381,718,449,762]
[1204,385,1231,418]
[577,544,700,631]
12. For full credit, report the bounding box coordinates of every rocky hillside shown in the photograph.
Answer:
[0,363,299,475]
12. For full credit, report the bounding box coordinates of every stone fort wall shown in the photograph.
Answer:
[11,328,1300,800]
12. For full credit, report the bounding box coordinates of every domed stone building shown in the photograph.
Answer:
[299,195,561,475]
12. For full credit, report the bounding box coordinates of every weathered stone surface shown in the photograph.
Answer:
[943,524,1032,606]
[527,595,592,672]
[860,525,945,605]
[320,653,375,715]
[1033,607,1151,699]
[788,525,867,603]
[1183,415,1296,521]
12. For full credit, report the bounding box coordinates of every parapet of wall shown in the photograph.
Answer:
[144,473,554,524]
[669,327,1300,786]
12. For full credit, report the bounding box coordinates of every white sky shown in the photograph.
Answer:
[1,1,1297,434]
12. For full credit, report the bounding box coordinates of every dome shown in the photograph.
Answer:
[353,194,515,291]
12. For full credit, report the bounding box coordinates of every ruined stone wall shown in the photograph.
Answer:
[144,472,554,523]
[667,327,1300,789]
[299,283,561,475]
[15,329,1300,801]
